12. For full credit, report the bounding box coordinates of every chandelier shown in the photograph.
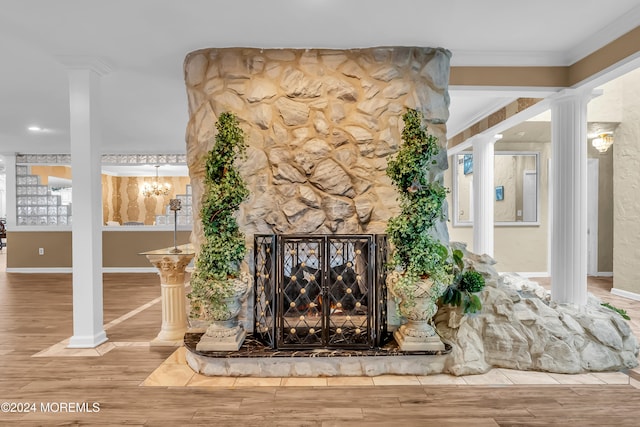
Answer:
[591,133,614,153]
[142,165,171,197]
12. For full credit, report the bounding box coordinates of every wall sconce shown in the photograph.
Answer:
[591,133,614,153]
[142,165,171,197]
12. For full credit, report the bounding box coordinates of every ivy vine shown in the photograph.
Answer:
[188,112,249,320]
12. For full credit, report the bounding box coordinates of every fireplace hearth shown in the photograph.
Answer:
[254,234,389,349]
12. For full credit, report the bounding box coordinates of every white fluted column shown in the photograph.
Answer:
[472,135,497,257]
[63,57,111,348]
[550,90,590,306]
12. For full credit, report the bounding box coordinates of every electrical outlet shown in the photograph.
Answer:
[38,247,44,255]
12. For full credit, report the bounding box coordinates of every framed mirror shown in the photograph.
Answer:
[452,151,540,226]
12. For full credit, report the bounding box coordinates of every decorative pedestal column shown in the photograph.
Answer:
[141,245,195,346]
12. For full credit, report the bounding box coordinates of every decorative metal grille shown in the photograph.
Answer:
[254,234,388,349]
[253,235,276,348]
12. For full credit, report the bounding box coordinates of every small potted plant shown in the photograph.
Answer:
[441,249,486,314]
[385,109,452,351]
[188,112,252,351]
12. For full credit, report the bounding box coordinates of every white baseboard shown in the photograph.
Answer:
[6,267,73,273]
[591,271,613,277]
[102,267,157,274]
[610,287,640,302]
[499,272,550,278]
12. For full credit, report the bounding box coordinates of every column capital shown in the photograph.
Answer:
[56,55,114,76]
[550,87,600,104]
[473,133,502,146]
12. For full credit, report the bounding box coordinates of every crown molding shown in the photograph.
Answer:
[566,5,640,66]
[450,50,568,67]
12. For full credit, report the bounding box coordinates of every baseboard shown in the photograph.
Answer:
[102,267,157,274]
[499,272,550,278]
[591,271,614,277]
[6,267,73,273]
[610,287,640,302]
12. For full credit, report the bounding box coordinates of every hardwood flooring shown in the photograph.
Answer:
[1,249,640,426]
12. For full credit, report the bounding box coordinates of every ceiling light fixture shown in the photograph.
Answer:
[591,133,614,153]
[142,165,171,197]
[28,125,42,132]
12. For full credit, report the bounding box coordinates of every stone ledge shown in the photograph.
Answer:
[184,333,451,377]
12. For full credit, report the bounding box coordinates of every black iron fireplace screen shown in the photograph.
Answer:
[254,234,388,349]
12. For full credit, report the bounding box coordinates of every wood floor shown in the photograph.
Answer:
[1,250,640,426]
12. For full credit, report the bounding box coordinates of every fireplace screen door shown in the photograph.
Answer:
[254,234,388,349]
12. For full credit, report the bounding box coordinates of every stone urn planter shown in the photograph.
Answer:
[387,270,446,351]
[196,272,252,352]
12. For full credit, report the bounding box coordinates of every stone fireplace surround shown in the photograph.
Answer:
[184,46,451,332]
[183,46,452,375]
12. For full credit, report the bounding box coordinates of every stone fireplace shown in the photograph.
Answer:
[184,46,451,335]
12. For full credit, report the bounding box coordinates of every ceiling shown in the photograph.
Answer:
[0,0,639,159]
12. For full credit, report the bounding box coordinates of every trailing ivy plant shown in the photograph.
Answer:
[441,249,486,314]
[386,109,452,307]
[188,112,249,321]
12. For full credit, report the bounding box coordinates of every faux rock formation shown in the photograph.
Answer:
[436,243,640,375]
[184,47,451,245]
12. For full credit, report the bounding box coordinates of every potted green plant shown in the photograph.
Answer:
[441,249,486,314]
[385,108,452,351]
[188,111,252,351]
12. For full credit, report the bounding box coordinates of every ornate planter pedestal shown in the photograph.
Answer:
[196,319,247,352]
[141,245,195,346]
[387,271,446,352]
[195,273,252,352]
[394,318,445,352]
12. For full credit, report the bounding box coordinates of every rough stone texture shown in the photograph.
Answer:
[184,47,451,248]
[184,47,452,332]
[186,352,448,377]
[435,243,640,375]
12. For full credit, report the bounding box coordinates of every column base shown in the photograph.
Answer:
[156,326,187,342]
[68,331,108,349]
[150,337,184,347]
[196,323,246,352]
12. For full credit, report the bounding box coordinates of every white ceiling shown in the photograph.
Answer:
[0,0,639,157]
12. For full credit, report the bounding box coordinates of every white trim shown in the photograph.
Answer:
[611,287,640,302]
[591,271,613,277]
[102,267,157,274]
[450,50,567,67]
[566,4,640,66]
[6,267,73,273]
[500,272,550,278]
[448,97,516,138]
